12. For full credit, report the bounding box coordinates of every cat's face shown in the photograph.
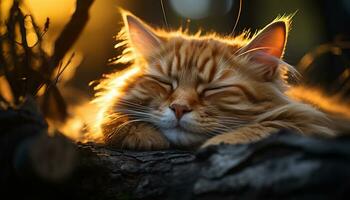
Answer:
[110,13,292,147]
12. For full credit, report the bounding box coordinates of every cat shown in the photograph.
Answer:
[92,11,346,150]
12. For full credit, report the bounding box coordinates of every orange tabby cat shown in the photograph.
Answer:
[94,11,341,150]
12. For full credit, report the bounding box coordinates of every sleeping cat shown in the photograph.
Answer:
[93,11,341,150]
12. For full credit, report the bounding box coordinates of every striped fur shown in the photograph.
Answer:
[94,12,338,150]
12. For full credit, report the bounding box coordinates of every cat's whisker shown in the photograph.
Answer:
[217,115,250,120]
[119,109,149,114]
[118,114,155,121]
[214,119,247,125]
[110,119,144,139]
[117,109,154,116]
[116,109,160,122]
[218,46,276,69]
[113,113,146,120]
[200,124,232,137]
[103,113,129,122]
[216,45,246,69]
[216,53,237,68]
[160,0,169,29]
[115,101,151,110]
[110,117,155,140]
[219,119,247,124]
[203,129,226,137]
[235,46,276,58]
[115,105,149,113]
[230,0,243,36]
[216,44,232,69]
[118,99,148,108]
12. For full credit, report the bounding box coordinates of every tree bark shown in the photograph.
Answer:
[72,132,350,200]
[2,101,350,199]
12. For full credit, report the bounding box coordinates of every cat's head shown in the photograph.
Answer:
[104,12,295,147]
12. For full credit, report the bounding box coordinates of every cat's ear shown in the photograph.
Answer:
[242,21,288,58]
[239,19,290,80]
[123,12,162,57]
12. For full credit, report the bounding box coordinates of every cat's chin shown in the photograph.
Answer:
[159,127,209,147]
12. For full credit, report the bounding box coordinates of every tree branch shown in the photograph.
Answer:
[50,0,94,75]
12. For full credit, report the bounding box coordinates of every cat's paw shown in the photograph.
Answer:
[200,133,252,148]
[201,125,275,148]
[201,135,229,148]
[108,123,170,150]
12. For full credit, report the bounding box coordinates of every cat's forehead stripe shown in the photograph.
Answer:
[197,56,210,72]
[171,54,179,77]
[153,62,165,75]
[149,38,240,84]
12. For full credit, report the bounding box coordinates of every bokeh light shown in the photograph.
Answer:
[169,0,234,19]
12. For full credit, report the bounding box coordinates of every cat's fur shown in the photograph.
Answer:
[94,11,343,150]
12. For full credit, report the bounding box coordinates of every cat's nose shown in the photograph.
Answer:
[169,103,192,120]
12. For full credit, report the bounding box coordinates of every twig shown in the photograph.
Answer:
[27,16,49,48]
[44,52,75,96]
[54,52,75,85]
[50,0,94,76]
[5,0,22,103]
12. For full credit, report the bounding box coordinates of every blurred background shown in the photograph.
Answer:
[2,0,349,96]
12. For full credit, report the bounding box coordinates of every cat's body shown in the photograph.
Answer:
[94,11,344,150]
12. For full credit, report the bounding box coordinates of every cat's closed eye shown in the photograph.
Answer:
[144,74,176,90]
[201,84,243,97]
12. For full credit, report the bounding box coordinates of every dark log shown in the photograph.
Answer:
[70,132,350,200]
[2,100,350,199]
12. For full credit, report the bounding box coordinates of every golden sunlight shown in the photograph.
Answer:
[24,0,75,24]
[89,66,141,141]
[60,100,99,142]
[1,0,75,26]
[0,77,14,103]
[287,86,350,118]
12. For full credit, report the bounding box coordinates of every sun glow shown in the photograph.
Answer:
[88,66,141,141]
[60,64,142,142]
[287,86,350,118]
